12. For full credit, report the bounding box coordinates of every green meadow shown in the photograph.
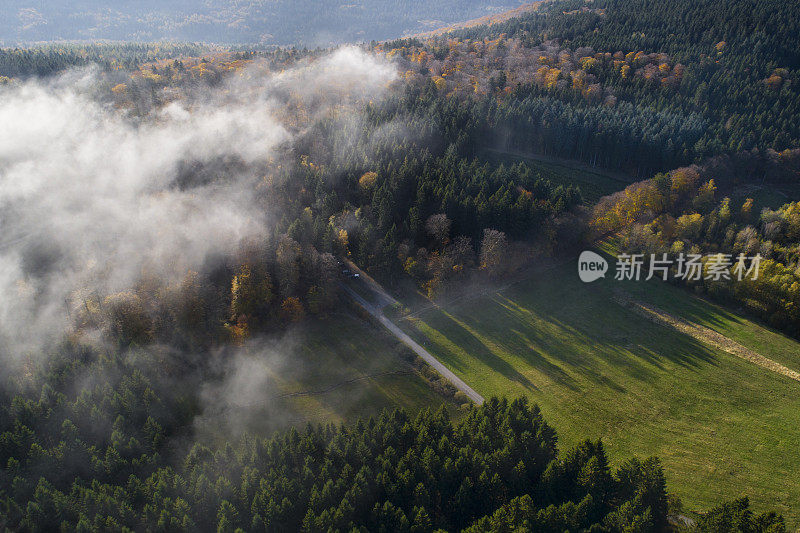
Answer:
[394,265,800,523]
[201,311,455,440]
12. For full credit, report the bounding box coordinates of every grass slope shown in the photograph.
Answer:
[395,266,800,522]
[199,311,454,440]
[620,279,800,375]
[279,312,453,420]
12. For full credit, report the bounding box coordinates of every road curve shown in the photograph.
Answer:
[341,283,485,405]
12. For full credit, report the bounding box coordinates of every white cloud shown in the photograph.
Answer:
[0,47,397,365]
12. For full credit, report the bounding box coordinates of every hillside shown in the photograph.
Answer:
[409,1,542,39]
[0,0,528,45]
[392,261,800,522]
[1,0,800,530]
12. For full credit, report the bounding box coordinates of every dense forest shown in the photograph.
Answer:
[379,0,800,174]
[1,0,800,529]
[0,386,783,532]
[0,44,212,79]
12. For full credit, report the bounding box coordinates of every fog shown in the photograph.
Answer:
[0,47,398,370]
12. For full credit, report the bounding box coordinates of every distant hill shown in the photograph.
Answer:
[410,1,542,38]
[0,0,529,46]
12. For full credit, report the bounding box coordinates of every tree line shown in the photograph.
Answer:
[593,149,800,336]
[1,381,784,531]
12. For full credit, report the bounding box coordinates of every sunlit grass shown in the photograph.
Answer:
[396,266,800,523]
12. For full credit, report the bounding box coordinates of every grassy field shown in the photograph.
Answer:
[393,264,800,522]
[199,310,455,440]
[619,278,800,375]
[482,149,633,203]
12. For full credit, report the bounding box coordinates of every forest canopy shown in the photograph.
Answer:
[1,0,799,530]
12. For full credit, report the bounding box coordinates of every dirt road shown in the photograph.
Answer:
[340,282,485,405]
[614,290,800,383]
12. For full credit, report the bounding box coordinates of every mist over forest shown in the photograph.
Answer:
[0,46,395,363]
[1,0,800,531]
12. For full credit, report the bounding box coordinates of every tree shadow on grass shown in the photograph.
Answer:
[622,279,741,330]
[428,296,587,391]
[464,287,720,387]
[412,307,539,392]
[415,269,743,400]
[483,295,629,391]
